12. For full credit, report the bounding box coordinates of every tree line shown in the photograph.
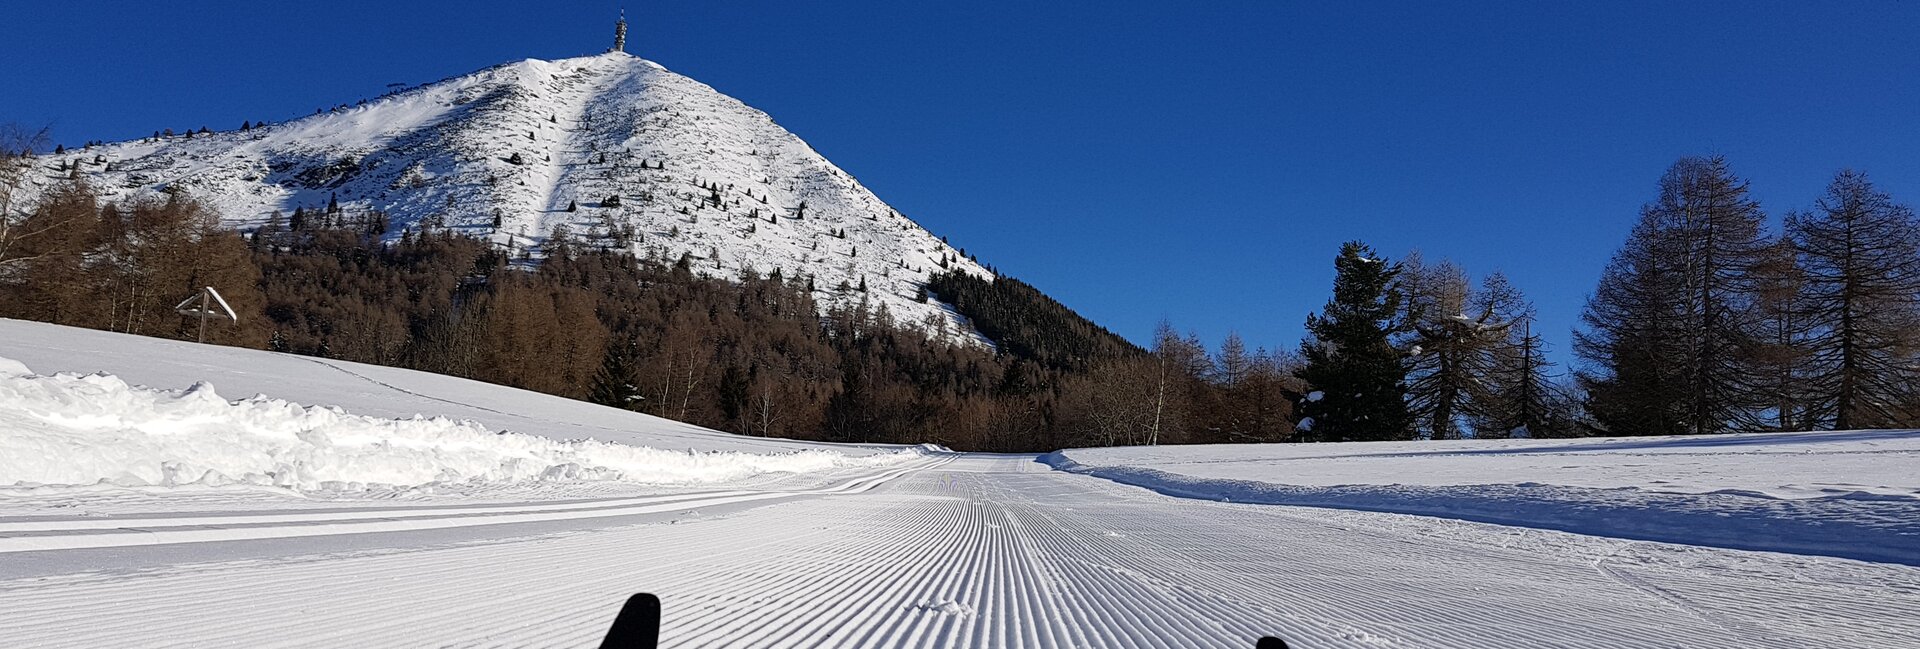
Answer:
[1297,156,1920,440]
[0,154,1300,450]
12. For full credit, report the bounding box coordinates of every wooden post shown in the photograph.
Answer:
[175,286,238,345]
[196,290,210,343]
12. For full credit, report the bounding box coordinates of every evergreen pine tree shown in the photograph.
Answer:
[1294,241,1413,442]
[588,336,644,411]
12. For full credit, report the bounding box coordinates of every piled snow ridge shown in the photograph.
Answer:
[0,357,919,494]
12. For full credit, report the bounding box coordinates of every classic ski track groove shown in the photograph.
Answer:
[1,456,1916,647]
[0,457,948,553]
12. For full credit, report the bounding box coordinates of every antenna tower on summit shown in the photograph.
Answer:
[610,10,628,53]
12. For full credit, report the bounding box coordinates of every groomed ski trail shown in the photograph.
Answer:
[2,455,1915,648]
[0,457,945,553]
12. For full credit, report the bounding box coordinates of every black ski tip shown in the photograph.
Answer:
[1257,637,1291,649]
[600,592,661,649]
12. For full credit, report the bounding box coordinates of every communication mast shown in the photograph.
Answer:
[610,10,628,53]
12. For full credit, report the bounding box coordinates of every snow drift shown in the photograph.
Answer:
[0,357,919,493]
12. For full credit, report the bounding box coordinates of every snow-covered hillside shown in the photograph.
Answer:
[1048,434,1920,565]
[0,319,887,454]
[0,319,926,506]
[0,356,922,494]
[18,52,992,339]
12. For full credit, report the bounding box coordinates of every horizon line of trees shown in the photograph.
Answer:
[1297,156,1920,441]
[1,135,1298,450]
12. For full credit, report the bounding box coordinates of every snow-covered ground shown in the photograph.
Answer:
[4,454,1916,647]
[1047,433,1920,565]
[0,317,919,514]
[0,355,920,495]
[2,319,1917,647]
[0,319,884,454]
[1056,433,1920,499]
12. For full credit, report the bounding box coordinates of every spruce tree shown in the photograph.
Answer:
[1295,241,1412,442]
[588,336,644,411]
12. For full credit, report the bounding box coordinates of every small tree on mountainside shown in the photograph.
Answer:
[588,335,645,411]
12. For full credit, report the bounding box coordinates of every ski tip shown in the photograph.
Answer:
[599,592,661,649]
[1257,637,1291,649]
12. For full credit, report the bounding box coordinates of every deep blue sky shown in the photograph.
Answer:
[7,2,1920,366]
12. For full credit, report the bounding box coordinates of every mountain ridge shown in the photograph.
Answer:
[22,51,996,342]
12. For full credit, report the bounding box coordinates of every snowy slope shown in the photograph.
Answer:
[3,321,1918,646]
[18,52,993,341]
[1048,433,1920,565]
[0,318,930,506]
[0,354,922,494]
[0,318,886,454]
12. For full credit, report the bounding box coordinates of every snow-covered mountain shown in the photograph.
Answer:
[26,51,993,340]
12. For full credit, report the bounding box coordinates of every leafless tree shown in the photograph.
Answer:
[0,124,56,269]
[1787,170,1920,428]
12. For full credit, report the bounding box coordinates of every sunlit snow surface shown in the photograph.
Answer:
[0,359,919,493]
[0,318,917,513]
[1050,432,1920,565]
[1,319,1917,648]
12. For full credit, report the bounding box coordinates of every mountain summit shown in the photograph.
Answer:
[37,50,994,339]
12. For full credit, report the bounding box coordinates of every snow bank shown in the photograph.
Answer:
[1045,432,1920,566]
[0,357,919,493]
